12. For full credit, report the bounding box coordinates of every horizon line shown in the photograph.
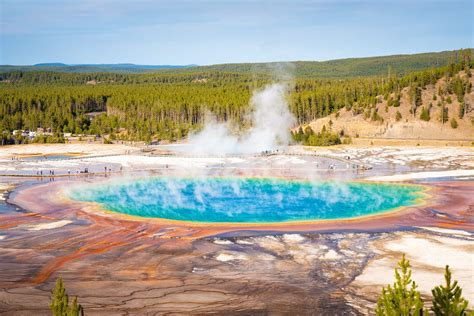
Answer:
[2,48,471,68]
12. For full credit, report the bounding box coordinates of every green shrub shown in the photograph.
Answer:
[451,118,458,129]
[420,107,430,121]
[371,109,383,122]
[396,111,402,122]
[32,133,65,144]
[292,125,341,146]
[306,131,341,146]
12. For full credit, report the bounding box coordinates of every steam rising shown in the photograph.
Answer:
[187,83,296,154]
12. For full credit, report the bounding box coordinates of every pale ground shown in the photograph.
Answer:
[208,229,474,312]
[350,229,474,304]
[300,145,474,169]
[366,169,474,181]
[0,142,135,157]
[1,143,474,174]
[23,220,73,231]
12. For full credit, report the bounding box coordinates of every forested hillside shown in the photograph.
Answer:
[162,49,474,78]
[1,49,472,78]
[0,49,472,144]
[297,69,474,145]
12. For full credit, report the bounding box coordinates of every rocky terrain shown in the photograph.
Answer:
[306,72,474,141]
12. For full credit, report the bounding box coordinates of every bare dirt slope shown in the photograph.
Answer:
[306,72,474,140]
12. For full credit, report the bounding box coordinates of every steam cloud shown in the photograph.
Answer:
[187,83,296,154]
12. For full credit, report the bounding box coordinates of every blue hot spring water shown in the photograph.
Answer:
[69,177,424,223]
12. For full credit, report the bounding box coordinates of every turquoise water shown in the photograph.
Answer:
[69,177,424,223]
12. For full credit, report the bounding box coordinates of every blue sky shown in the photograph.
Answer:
[0,0,472,65]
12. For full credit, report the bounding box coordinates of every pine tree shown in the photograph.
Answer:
[458,102,465,119]
[67,296,83,316]
[50,277,68,316]
[376,254,425,316]
[410,85,422,117]
[431,265,469,316]
[440,104,449,124]
[50,277,83,316]
[295,126,304,142]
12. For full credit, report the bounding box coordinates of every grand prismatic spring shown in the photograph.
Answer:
[68,177,425,223]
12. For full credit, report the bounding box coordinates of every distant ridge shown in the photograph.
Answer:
[34,63,68,67]
[170,49,473,78]
[1,63,198,73]
[1,49,472,78]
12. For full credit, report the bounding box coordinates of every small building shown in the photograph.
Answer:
[85,112,106,121]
